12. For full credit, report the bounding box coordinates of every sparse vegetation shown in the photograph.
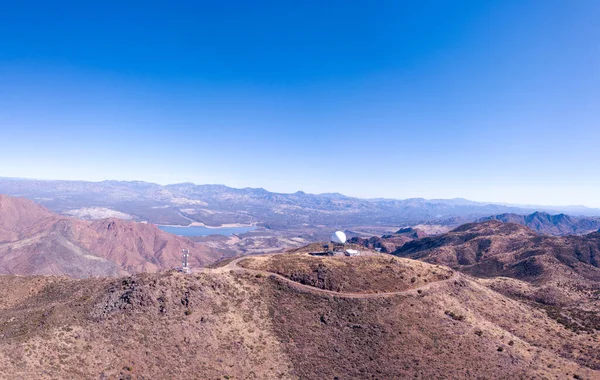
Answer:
[445,310,465,321]
[0,250,597,379]
[240,254,453,294]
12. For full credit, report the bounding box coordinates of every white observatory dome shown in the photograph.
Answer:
[330,231,347,244]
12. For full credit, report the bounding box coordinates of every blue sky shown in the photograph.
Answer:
[1,1,599,206]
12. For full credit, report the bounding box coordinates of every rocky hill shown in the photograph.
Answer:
[479,211,600,236]
[395,220,600,280]
[0,252,598,379]
[394,220,600,335]
[0,195,225,277]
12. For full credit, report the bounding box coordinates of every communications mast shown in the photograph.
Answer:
[181,249,190,274]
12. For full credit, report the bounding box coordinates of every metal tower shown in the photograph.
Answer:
[182,249,190,273]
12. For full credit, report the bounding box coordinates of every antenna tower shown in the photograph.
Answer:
[182,249,190,274]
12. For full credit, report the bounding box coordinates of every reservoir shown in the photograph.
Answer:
[158,225,255,237]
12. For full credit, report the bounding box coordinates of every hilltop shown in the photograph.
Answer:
[0,251,598,379]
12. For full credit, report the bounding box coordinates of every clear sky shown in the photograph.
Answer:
[1,1,599,206]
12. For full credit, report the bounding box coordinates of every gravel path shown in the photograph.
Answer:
[200,255,461,299]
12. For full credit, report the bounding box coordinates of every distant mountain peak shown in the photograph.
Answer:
[479,211,600,236]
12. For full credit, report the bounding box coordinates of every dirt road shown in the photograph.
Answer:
[200,255,461,299]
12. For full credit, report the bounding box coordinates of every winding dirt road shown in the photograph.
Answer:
[200,256,461,299]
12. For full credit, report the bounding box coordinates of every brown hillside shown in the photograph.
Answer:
[239,253,453,293]
[0,194,225,277]
[394,220,600,282]
[0,253,597,379]
[394,220,600,335]
[0,194,57,242]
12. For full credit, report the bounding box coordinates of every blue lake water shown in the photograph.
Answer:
[158,225,255,237]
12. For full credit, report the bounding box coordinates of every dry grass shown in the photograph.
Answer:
[239,253,453,293]
[0,252,597,379]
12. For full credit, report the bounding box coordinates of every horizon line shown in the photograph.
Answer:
[0,175,598,211]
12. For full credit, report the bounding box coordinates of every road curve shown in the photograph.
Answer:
[200,255,462,299]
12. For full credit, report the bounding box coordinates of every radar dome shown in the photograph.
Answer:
[330,231,347,244]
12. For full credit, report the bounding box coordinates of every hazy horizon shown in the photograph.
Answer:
[3,175,600,210]
[2,1,599,206]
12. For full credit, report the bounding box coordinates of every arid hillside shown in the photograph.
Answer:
[0,195,225,277]
[0,194,57,242]
[0,252,598,379]
[239,253,453,293]
[394,220,600,335]
[394,220,600,282]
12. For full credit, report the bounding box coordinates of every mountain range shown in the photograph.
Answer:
[478,211,600,236]
[0,195,225,277]
[2,177,600,229]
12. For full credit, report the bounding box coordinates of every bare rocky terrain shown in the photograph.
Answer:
[0,252,598,379]
[239,252,454,294]
[395,221,600,341]
[394,221,600,282]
